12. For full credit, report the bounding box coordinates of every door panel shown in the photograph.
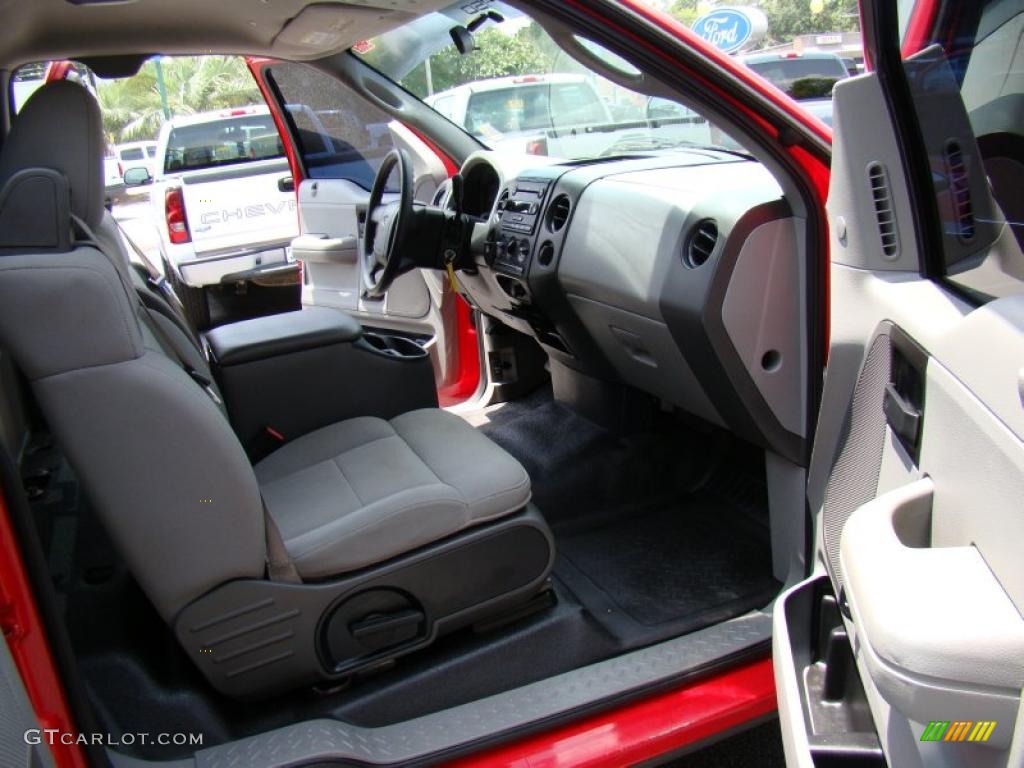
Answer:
[295,177,437,325]
[249,56,470,395]
[776,2,1024,763]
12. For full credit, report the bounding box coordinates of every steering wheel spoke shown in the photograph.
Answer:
[360,149,414,298]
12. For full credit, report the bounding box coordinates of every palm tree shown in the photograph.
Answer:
[98,56,264,144]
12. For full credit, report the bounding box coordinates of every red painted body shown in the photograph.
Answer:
[448,658,776,767]
[0,494,86,768]
[437,295,482,406]
[44,60,74,83]
[902,0,940,57]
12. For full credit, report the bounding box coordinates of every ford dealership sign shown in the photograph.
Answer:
[692,7,768,54]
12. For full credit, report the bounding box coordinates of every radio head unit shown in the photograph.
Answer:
[494,178,550,274]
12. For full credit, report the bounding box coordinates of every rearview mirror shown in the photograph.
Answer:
[449,25,476,55]
[123,167,152,187]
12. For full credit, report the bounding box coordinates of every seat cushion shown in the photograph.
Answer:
[254,408,532,579]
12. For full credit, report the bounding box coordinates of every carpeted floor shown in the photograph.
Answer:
[472,387,780,648]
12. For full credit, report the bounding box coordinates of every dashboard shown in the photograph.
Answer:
[450,150,809,464]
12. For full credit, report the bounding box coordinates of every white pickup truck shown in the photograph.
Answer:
[425,73,711,160]
[425,74,615,158]
[124,105,298,329]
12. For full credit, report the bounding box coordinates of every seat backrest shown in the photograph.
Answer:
[0,82,265,621]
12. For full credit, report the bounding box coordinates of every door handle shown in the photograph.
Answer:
[883,382,920,448]
[278,175,295,193]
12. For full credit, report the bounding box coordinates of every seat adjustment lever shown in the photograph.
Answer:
[349,608,424,651]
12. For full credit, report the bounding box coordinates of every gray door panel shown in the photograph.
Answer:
[775,65,1024,768]
[295,178,436,327]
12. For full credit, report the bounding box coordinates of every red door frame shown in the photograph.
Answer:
[0,492,86,768]
[447,658,776,767]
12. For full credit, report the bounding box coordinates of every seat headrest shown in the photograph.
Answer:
[0,81,104,230]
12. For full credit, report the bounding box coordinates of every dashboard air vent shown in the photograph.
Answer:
[685,219,718,267]
[496,188,510,212]
[945,140,975,242]
[867,162,899,260]
[547,194,571,232]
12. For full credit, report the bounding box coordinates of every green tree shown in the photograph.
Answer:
[756,0,859,45]
[668,0,705,27]
[97,56,262,144]
[668,0,860,46]
[401,25,558,98]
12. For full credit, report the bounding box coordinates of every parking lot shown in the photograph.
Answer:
[110,196,162,271]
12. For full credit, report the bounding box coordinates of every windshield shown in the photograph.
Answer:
[745,57,847,100]
[354,1,737,161]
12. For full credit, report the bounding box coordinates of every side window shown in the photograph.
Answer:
[10,61,96,114]
[899,0,1024,300]
[264,62,394,189]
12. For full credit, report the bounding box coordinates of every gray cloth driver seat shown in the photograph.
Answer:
[0,82,552,699]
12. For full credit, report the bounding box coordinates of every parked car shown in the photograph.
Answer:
[125,105,299,328]
[740,50,850,126]
[115,140,157,176]
[0,2,1022,768]
[102,152,125,207]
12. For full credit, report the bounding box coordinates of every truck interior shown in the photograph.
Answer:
[0,0,831,764]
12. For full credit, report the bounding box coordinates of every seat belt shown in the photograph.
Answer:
[71,214,221,404]
[110,215,188,320]
[262,498,302,583]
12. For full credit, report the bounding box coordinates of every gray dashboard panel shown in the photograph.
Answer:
[558,161,779,320]
[456,150,809,463]
[556,161,807,459]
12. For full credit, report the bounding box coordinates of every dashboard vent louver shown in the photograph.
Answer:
[432,183,449,207]
[945,140,975,242]
[547,194,571,232]
[867,162,900,260]
[496,188,510,212]
[685,219,718,267]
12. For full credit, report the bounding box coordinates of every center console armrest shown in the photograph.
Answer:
[204,308,437,461]
[206,307,362,366]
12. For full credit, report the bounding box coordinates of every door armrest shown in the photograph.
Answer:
[841,477,1024,744]
[292,234,358,265]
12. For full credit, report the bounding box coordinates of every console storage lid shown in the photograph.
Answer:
[206,307,362,366]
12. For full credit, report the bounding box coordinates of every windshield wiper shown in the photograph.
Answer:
[544,114,708,138]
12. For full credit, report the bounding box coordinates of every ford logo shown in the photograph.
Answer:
[692,7,765,54]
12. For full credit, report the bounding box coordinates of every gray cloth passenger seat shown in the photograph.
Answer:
[0,82,545,684]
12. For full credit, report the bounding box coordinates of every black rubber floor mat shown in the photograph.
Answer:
[478,396,708,529]
[555,498,780,642]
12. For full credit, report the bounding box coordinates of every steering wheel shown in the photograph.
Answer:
[361,148,414,298]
